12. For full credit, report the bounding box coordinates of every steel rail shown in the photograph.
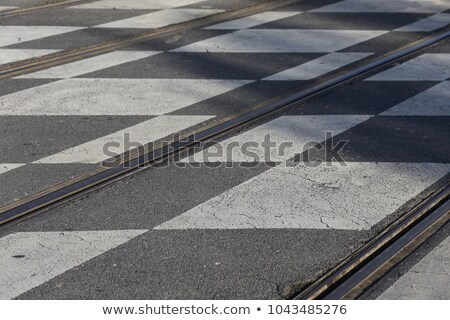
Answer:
[0,0,298,78]
[0,0,92,18]
[293,183,450,300]
[0,28,448,227]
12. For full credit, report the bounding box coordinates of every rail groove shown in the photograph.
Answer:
[0,0,298,78]
[0,28,448,227]
[293,183,449,300]
[0,0,91,18]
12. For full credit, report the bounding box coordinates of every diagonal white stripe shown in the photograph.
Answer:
[205,11,302,30]
[0,78,253,115]
[0,49,59,65]
[395,13,450,32]
[263,52,372,81]
[0,26,85,48]
[16,51,160,79]
[381,81,450,116]
[0,230,147,300]
[367,54,450,81]
[155,162,450,230]
[377,236,450,299]
[171,29,388,53]
[95,9,223,29]
[70,0,206,10]
[182,115,372,163]
[0,6,17,11]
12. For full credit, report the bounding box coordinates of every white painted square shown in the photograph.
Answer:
[171,29,388,53]
[395,13,450,32]
[311,0,450,13]
[0,49,59,65]
[16,51,161,79]
[205,11,302,29]
[0,78,253,115]
[70,0,205,10]
[95,9,223,29]
[0,26,85,48]
[264,52,372,80]
[155,162,450,230]
[381,81,450,116]
[367,54,450,81]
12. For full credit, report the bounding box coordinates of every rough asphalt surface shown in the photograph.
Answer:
[0,0,449,299]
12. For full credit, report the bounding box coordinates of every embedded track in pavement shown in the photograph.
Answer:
[293,183,449,300]
[1,27,448,228]
[0,0,91,18]
[0,0,297,78]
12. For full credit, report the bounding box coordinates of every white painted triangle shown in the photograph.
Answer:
[155,162,450,230]
[366,53,450,81]
[34,115,213,164]
[17,51,161,79]
[0,230,147,299]
[182,115,372,163]
[381,81,450,116]
[0,78,253,115]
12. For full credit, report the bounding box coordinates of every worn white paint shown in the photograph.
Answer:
[264,52,372,80]
[96,9,223,29]
[182,115,371,163]
[0,6,17,11]
[311,0,449,13]
[396,13,450,32]
[155,162,450,230]
[0,78,253,115]
[378,236,450,299]
[171,29,388,53]
[0,26,85,48]
[367,53,450,81]
[17,51,160,79]
[0,163,24,175]
[0,49,59,65]
[35,115,213,164]
[0,230,147,300]
[70,0,205,10]
[205,11,302,29]
[381,81,450,116]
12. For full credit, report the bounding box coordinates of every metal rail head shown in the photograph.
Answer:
[294,184,450,300]
[0,25,449,228]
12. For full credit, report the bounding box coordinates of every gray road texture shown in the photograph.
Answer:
[0,0,449,300]
[0,0,448,207]
[1,40,449,299]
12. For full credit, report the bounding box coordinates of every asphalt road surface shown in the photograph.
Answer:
[0,0,449,300]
